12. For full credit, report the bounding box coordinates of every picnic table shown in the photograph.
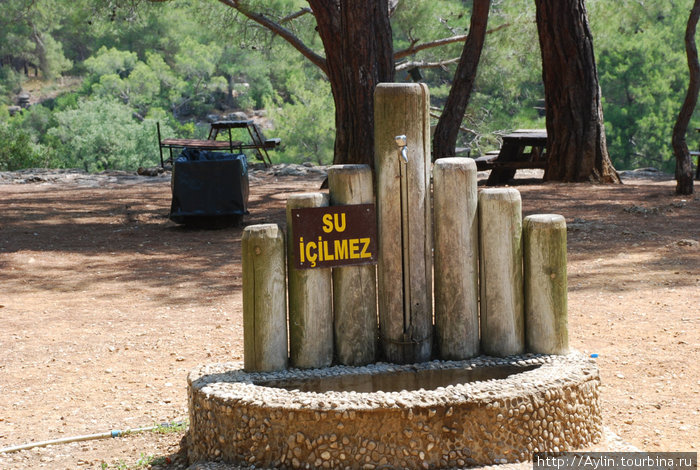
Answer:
[691,128,700,180]
[157,120,280,168]
[474,129,548,185]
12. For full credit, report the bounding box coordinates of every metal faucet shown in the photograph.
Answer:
[395,135,408,162]
[394,135,411,336]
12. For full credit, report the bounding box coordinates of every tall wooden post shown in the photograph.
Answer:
[478,188,525,357]
[433,158,480,359]
[242,224,288,372]
[523,214,569,354]
[286,193,333,369]
[374,83,433,364]
[328,164,377,365]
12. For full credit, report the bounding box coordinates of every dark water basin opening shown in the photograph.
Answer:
[255,363,541,393]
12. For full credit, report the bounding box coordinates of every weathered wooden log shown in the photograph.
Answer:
[433,158,480,359]
[523,214,569,354]
[478,188,525,357]
[374,83,433,364]
[327,164,378,366]
[241,224,288,372]
[286,193,333,369]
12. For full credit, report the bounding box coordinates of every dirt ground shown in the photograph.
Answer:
[0,167,698,469]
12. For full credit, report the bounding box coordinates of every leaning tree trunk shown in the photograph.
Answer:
[433,0,490,160]
[31,27,49,79]
[308,0,395,167]
[534,0,620,183]
[672,0,700,195]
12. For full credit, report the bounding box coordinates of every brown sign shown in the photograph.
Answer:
[291,204,378,269]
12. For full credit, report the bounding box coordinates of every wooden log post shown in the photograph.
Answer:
[328,164,378,366]
[374,83,433,364]
[242,224,288,372]
[286,193,333,369]
[478,188,525,357]
[433,158,480,359]
[523,214,569,354]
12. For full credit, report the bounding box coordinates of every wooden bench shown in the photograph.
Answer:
[157,120,280,168]
[473,151,501,171]
[690,150,700,180]
[484,129,548,185]
[690,128,700,180]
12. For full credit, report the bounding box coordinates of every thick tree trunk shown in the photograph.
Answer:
[672,0,700,195]
[433,0,490,160]
[308,0,394,166]
[534,0,620,183]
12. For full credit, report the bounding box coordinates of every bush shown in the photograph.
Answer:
[83,47,138,80]
[0,66,25,104]
[264,76,335,165]
[0,119,50,170]
[47,97,167,171]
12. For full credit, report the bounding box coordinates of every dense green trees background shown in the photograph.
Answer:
[0,0,696,173]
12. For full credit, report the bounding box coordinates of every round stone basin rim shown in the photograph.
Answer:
[188,352,597,411]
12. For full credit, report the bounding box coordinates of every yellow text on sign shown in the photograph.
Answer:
[322,213,346,233]
[299,236,372,268]
[291,203,377,270]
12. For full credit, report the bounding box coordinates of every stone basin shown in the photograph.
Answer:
[187,352,601,469]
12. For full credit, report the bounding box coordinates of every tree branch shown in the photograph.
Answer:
[394,23,511,60]
[215,0,327,75]
[396,57,460,71]
[280,7,312,24]
[485,23,511,36]
[394,35,466,60]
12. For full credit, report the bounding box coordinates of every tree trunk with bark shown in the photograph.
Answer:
[308,0,395,166]
[31,27,49,79]
[534,0,620,183]
[433,0,490,160]
[672,0,700,195]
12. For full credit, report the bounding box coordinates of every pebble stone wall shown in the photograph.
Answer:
[187,352,601,469]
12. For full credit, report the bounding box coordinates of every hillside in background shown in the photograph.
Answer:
[0,0,697,173]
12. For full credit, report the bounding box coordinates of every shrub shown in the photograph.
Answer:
[264,76,335,165]
[47,97,167,171]
[0,119,50,170]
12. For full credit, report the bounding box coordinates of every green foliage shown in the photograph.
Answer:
[265,74,335,165]
[218,46,275,110]
[84,47,138,79]
[171,38,227,116]
[40,34,73,79]
[15,103,58,139]
[47,97,165,171]
[0,0,697,172]
[452,0,545,154]
[51,92,80,111]
[590,0,693,172]
[125,62,161,110]
[0,119,51,170]
[0,0,75,79]
[393,0,464,52]
[152,420,188,434]
[0,67,25,103]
